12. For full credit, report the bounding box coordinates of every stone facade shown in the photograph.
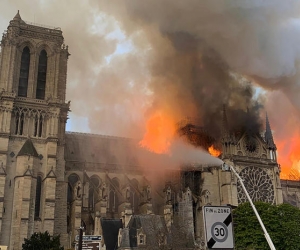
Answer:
[281,180,300,208]
[0,12,69,249]
[63,128,283,249]
[0,12,296,250]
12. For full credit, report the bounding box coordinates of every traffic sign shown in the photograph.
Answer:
[75,235,102,242]
[203,206,234,249]
[75,242,100,250]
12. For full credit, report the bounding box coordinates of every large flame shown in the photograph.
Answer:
[277,131,300,180]
[139,103,300,180]
[139,111,177,154]
[208,145,221,157]
[267,93,300,181]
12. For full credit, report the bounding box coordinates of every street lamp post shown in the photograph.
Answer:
[77,226,84,250]
[222,163,276,250]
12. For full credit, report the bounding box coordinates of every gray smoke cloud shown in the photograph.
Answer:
[94,0,300,147]
[94,0,300,138]
[1,1,300,170]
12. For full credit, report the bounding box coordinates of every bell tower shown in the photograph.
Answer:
[0,11,70,249]
[221,107,283,206]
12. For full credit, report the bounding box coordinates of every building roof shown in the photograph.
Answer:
[64,131,220,172]
[119,228,130,248]
[11,11,28,25]
[101,218,123,250]
[265,113,277,150]
[8,11,63,41]
[17,139,39,157]
[125,214,168,248]
[13,10,22,21]
[65,132,141,170]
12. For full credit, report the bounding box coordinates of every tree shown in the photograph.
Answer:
[22,231,64,250]
[233,202,300,250]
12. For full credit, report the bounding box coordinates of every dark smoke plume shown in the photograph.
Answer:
[95,0,300,143]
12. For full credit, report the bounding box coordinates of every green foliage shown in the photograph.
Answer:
[233,202,300,250]
[22,231,64,250]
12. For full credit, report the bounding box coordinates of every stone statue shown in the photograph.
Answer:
[126,187,131,201]
[74,181,82,200]
[201,189,210,205]
[98,182,107,201]
[143,185,151,202]
[146,185,151,201]
[165,186,172,204]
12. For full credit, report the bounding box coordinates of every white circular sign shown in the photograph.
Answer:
[211,222,228,243]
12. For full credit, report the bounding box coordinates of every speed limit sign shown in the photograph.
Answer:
[203,206,234,249]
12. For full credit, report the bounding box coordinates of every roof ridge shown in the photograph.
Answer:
[65,131,134,141]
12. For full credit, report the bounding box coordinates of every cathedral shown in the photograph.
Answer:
[0,12,299,250]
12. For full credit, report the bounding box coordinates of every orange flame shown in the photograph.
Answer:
[277,131,300,180]
[265,91,300,180]
[139,111,176,154]
[208,145,221,157]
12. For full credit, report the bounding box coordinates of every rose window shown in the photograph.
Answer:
[237,166,275,204]
[243,136,260,157]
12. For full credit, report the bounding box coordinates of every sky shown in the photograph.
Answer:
[0,0,146,135]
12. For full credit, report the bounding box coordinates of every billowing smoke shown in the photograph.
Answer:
[94,0,300,173]
[93,0,300,139]
[1,1,300,176]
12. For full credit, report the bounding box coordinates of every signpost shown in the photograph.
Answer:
[203,205,234,249]
[75,234,102,250]
[75,242,100,250]
[75,235,102,242]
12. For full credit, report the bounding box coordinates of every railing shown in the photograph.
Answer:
[24,20,61,30]
[15,96,47,104]
[232,154,276,164]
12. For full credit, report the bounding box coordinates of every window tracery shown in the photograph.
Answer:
[34,114,44,137]
[237,166,275,204]
[67,174,80,202]
[13,107,48,137]
[14,112,24,135]
[36,49,47,99]
[88,188,95,212]
[108,178,119,213]
[243,135,260,157]
[129,179,140,213]
[18,46,30,97]
[88,175,101,211]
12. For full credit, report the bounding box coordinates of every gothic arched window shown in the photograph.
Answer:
[34,114,43,137]
[68,174,80,201]
[15,112,24,135]
[15,113,19,135]
[130,179,140,213]
[88,175,101,212]
[88,188,95,212]
[67,183,73,204]
[90,175,101,188]
[18,47,30,97]
[109,189,116,213]
[35,176,42,218]
[109,178,119,213]
[36,50,47,99]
